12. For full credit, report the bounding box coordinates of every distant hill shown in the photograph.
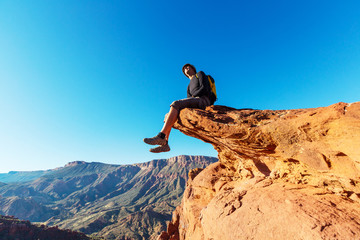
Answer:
[0,170,53,183]
[0,155,217,239]
[0,215,90,240]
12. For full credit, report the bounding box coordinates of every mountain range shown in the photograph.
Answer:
[0,155,217,240]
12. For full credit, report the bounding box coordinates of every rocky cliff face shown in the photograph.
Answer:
[159,102,360,240]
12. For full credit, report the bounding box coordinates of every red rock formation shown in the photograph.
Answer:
[158,102,360,240]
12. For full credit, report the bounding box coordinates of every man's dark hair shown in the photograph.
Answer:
[182,63,197,77]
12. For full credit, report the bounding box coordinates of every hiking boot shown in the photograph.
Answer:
[150,144,170,153]
[143,134,167,146]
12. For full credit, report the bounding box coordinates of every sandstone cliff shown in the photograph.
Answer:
[159,102,360,240]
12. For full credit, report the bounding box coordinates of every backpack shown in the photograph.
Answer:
[207,75,217,103]
[196,73,217,104]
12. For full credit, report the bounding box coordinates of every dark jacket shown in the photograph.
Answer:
[187,71,211,99]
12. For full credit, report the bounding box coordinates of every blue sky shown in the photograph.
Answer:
[0,1,359,173]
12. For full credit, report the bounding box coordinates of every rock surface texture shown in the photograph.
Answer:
[158,102,360,240]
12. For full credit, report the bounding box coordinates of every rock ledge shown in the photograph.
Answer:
[158,102,360,240]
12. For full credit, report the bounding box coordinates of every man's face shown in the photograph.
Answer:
[184,65,195,77]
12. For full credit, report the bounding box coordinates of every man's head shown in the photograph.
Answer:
[182,64,197,78]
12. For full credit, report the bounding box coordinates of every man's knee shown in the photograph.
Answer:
[170,100,181,111]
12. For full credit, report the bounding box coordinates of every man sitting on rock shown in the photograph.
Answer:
[144,63,215,153]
